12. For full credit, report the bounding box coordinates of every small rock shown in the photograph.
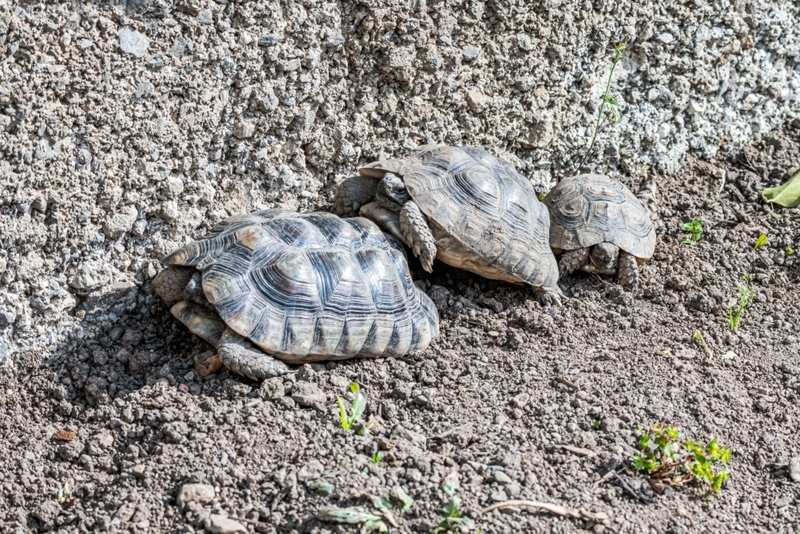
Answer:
[93,431,114,448]
[297,460,325,481]
[52,429,76,442]
[775,495,793,508]
[490,490,508,502]
[233,121,255,139]
[206,514,247,534]
[130,464,147,479]
[290,383,326,407]
[789,456,800,482]
[600,417,621,432]
[195,354,223,377]
[119,28,149,58]
[658,32,675,44]
[31,196,47,212]
[510,393,529,409]
[462,45,480,61]
[494,471,513,484]
[259,378,285,400]
[104,205,138,239]
[176,483,215,506]
[465,88,489,112]
[32,499,61,526]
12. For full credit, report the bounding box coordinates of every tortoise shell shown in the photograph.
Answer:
[359,145,559,289]
[544,174,656,259]
[162,211,439,362]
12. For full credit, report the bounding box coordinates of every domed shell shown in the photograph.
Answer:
[544,174,656,259]
[162,211,439,362]
[359,145,558,289]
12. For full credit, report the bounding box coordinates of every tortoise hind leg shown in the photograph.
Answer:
[557,248,589,278]
[617,251,640,289]
[399,201,437,273]
[218,329,292,380]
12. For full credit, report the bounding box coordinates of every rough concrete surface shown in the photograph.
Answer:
[0,0,799,533]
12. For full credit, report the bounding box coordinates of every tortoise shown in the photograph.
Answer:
[332,145,563,305]
[543,174,658,289]
[152,210,439,380]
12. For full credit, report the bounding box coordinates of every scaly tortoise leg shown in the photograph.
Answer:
[218,329,292,380]
[399,201,437,273]
[332,175,380,217]
[557,248,589,278]
[617,251,639,289]
[359,202,406,244]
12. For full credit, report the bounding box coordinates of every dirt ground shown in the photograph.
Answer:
[2,123,799,533]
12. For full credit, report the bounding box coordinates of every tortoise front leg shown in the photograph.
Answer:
[399,201,437,273]
[557,248,589,278]
[171,301,227,348]
[359,202,406,244]
[617,251,640,289]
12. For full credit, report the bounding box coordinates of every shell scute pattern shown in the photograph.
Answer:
[163,211,437,361]
[545,174,656,259]
[402,146,557,287]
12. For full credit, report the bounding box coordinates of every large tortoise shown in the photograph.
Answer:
[153,211,439,380]
[333,145,563,305]
[543,174,658,288]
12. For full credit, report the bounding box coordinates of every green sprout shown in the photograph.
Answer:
[728,274,757,330]
[788,247,794,256]
[753,234,768,249]
[580,40,627,169]
[336,382,367,431]
[56,486,73,505]
[431,498,473,534]
[692,330,713,358]
[681,218,703,244]
[370,451,385,465]
[633,423,731,495]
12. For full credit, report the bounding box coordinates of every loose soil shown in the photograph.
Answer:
[1,126,799,534]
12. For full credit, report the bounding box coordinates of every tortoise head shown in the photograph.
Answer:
[375,173,409,213]
[590,242,619,271]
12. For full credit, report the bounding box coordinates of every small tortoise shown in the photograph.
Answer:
[153,211,439,380]
[333,145,563,305]
[543,174,658,288]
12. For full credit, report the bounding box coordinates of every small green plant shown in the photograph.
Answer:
[788,247,795,256]
[370,451,385,464]
[681,218,703,244]
[56,486,73,505]
[753,234,768,249]
[692,330,713,358]
[431,498,472,534]
[579,40,627,168]
[336,382,367,431]
[633,423,731,495]
[728,274,757,330]
[593,420,601,430]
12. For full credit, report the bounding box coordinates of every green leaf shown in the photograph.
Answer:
[351,383,367,423]
[787,247,794,255]
[316,506,382,524]
[754,234,769,249]
[393,486,414,513]
[762,168,800,208]
[364,517,389,533]
[368,495,394,514]
[336,396,351,430]
[309,478,335,497]
[441,471,459,496]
